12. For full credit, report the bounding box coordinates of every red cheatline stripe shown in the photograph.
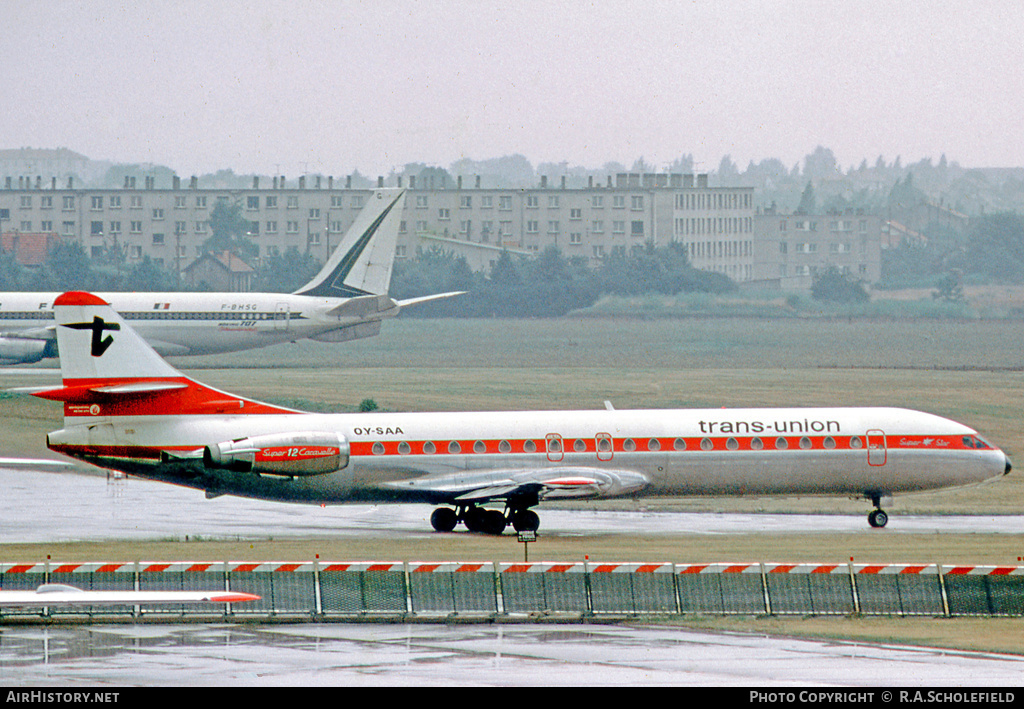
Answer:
[545,565,574,573]
[143,564,171,573]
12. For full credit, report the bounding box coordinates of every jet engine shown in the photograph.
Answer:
[203,431,349,476]
[0,337,56,365]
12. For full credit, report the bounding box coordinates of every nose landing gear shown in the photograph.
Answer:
[867,493,889,528]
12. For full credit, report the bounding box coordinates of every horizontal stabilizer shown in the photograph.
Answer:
[324,293,398,319]
[396,291,466,308]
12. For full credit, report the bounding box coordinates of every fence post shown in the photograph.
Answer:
[493,561,503,615]
[848,562,861,614]
[403,561,413,614]
[760,563,772,615]
[672,564,682,615]
[937,564,950,618]
[313,558,322,616]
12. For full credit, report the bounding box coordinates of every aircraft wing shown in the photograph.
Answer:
[387,466,648,503]
[0,327,55,340]
[0,584,259,607]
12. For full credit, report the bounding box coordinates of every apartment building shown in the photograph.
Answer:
[752,209,884,290]
[0,170,880,291]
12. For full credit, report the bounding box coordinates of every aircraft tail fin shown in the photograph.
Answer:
[293,188,406,298]
[33,292,293,419]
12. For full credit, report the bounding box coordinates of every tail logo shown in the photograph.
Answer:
[63,316,121,357]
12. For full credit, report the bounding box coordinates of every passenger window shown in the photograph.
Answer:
[750,437,763,450]
[775,437,788,450]
[448,441,461,454]
[473,440,486,453]
[726,437,739,450]
[371,442,385,455]
[824,436,836,449]
[673,438,687,451]
[524,440,537,453]
[700,438,713,451]
[398,441,411,455]
[622,438,636,452]
[499,440,512,453]
[574,439,587,452]
[849,437,862,449]
[423,441,436,454]
[799,437,812,449]
[647,438,661,451]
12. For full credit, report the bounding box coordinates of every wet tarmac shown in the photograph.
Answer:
[2,464,1023,687]
[2,622,1023,686]
[2,467,1022,543]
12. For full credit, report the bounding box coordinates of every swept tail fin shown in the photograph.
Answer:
[294,188,406,298]
[34,292,292,419]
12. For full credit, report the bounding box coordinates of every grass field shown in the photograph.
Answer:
[2,315,1023,652]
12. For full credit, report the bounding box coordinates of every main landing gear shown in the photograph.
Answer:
[867,493,889,528]
[430,504,540,535]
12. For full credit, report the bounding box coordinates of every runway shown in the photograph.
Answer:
[2,467,1022,543]
[2,622,1023,686]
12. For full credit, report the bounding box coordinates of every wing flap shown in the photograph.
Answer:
[387,466,648,504]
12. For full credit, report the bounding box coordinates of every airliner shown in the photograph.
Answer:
[0,189,456,364]
[35,291,1011,533]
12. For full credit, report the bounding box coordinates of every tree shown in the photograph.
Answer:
[203,199,258,262]
[796,182,817,215]
[0,248,24,289]
[811,267,870,303]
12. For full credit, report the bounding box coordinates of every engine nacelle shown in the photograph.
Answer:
[0,337,56,365]
[203,431,349,476]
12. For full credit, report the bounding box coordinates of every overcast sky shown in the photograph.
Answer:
[4,0,1023,178]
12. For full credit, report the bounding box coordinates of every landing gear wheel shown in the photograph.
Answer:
[868,509,889,528]
[483,509,507,535]
[511,509,540,532]
[430,507,458,532]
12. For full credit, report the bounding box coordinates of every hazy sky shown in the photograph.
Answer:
[4,0,1023,177]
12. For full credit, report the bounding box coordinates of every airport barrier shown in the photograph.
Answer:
[1,561,1022,620]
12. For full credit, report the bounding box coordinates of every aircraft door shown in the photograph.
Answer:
[545,433,563,462]
[866,429,887,466]
[274,302,290,331]
[596,433,614,461]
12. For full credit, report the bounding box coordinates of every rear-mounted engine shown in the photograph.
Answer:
[203,431,349,476]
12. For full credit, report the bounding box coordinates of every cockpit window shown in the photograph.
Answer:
[963,435,992,449]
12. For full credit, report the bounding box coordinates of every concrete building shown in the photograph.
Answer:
[0,170,881,292]
[751,208,884,291]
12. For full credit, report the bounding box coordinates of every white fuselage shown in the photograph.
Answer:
[0,291,388,357]
[47,405,1009,505]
